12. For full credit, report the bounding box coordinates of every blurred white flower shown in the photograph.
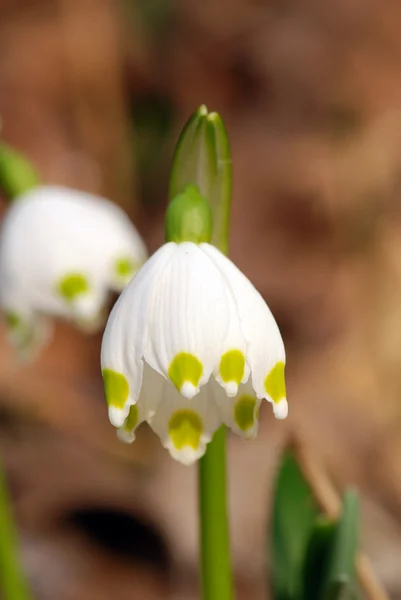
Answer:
[0,185,147,357]
[101,241,287,466]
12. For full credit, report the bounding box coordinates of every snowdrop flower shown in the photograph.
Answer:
[0,185,147,357]
[101,185,287,465]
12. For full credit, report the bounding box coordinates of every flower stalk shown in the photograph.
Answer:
[199,426,233,600]
[169,106,234,600]
[102,105,286,596]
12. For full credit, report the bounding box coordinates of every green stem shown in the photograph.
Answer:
[199,426,233,600]
[0,460,32,600]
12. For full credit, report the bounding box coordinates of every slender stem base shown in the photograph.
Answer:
[0,460,32,600]
[198,426,234,600]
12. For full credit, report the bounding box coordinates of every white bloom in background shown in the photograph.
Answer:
[101,235,287,465]
[0,185,147,357]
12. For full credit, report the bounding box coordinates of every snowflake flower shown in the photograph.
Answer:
[101,185,286,465]
[0,185,147,356]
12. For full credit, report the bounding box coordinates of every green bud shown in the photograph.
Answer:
[169,105,232,254]
[165,184,212,244]
[0,143,40,200]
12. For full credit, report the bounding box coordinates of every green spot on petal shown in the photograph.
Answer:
[264,361,286,404]
[124,404,139,431]
[168,409,203,450]
[234,395,257,431]
[56,273,89,302]
[114,257,138,279]
[168,352,203,392]
[102,368,129,409]
[219,349,245,384]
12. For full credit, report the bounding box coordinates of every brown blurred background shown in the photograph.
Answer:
[1,0,401,597]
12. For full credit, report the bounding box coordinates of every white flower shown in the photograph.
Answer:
[0,185,147,357]
[101,241,287,466]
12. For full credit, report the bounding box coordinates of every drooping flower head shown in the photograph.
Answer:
[0,185,147,357]
[101,185,287,465]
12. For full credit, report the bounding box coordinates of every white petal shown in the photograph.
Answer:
[117,364,164,442]
[211,378,261,439]
[101,243,176,427]
[201,244,287,417]
[148,380,222,465]
[143,242,230,399]
[213,287,249,397]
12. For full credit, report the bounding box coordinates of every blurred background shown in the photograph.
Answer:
[1,0,401,597]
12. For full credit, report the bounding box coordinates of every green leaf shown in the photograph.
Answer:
[301,517,338,600]
[0,143,40,200]
[321,490,359,600]
[271,448,320,600]
[169,105,232,254]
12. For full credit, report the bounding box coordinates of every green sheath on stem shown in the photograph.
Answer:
[169,105,232,254]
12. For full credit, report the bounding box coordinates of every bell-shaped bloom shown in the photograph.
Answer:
[0,185,147,356]
[101,241,287,465]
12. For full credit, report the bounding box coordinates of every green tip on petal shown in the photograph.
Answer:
[114,256,140,281]
[264,361,286,404]
[219,350,245,385]
[102,368,129,410]
[234,395,257,432]
[168,409,203,450]
[56,273,90,302]
[3,310,21,330]
[168,105,232,253]
[123,404,139,431]
[165,184,212,243]
[168,352,203,397]
[3,310,36,352]
[115,257,135,277]
[0,143,40,200]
